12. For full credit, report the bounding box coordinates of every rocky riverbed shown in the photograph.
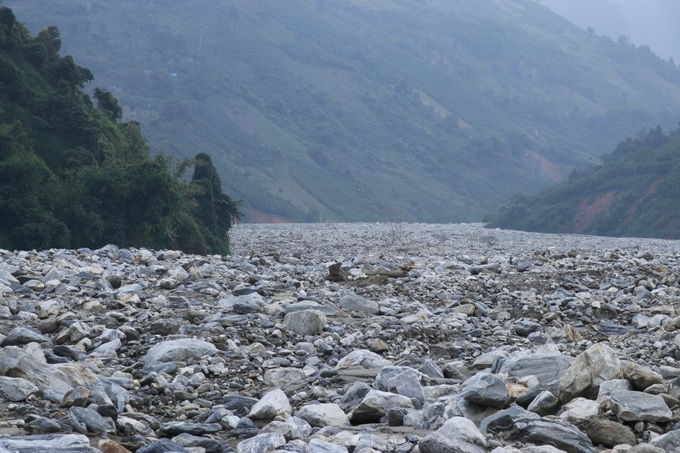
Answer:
[2,223,680,452]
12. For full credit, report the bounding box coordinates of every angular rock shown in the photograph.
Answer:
[0,376,39,401]
[0,346,73,402]
[527,390,560,416]
[462,372,510,409]
[143,338,218,368]
[0,433,95,452]
[609,389,672,422]
[248,389,292,420]
[296,403,350,427]
[502,353,572,390]
[335,349,392,369]
[68,406,116,435]
[236,432,286,453]
[339,293,380,315]
[2,326,49,346]
[283,309,327,335]
[559,343,623,403]
[158,421,222,436]
[514,417,596,453]
[350,390,414,425]
[581,417,637,448]
[558,397,599,423]
[622,360,663,391]
[264,368,308,389]
[338,382,372,413]
[419,416,487,453]
[384,367,426,409]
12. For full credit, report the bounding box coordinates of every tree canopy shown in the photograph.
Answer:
[0,6,240,254]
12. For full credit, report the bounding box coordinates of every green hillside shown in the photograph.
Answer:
[485,125,680,238]
[8,0,680,222]
[0,5,240,253]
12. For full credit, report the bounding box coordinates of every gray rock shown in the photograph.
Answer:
[25,417,63,434]
[622,360,663,391]
[171,433,222,453]
[158,421,222,436]
[248,388,292,420]
[339,293,380,315]
[527,390,560,416]
[236,432,286,453]
[581,417,637,448]
[338,382,372,413]
[307,438,349,453]
[502,353,572,390]
[609,389,672,422]
[264,368,308,389]
[143,338,218,367]
[0,376,39,401]
[283,309,327,335]
[649,430,680,450]
[462,372,510,408]
[514,417,596,453]
[558,397,599,423]
[559,343,623,403]
[384,367,426,409]
[296,403,350,427]
[350,390,414,425]
[137,439,191,453]
[421,358,445,379]
[514,319,542,336]
[0,346,73,402]
[419,416,487,453]
[335,349,392,369]
[2,326,49,346]
[68,406,116,435]
[0,433,96,452]
[480,405,537,436]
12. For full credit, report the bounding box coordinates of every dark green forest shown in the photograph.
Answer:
[485,125,680,239]
[9,0,680,222]
[0,6,240,253]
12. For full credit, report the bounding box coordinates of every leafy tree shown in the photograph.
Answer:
[188,153,241,254]
[0,6,242,254]
[93,87,122,121]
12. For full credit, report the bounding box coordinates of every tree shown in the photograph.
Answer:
[93,87,122,121]
[189,153,241,254]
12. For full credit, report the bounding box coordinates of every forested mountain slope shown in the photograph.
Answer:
[8,0,680,222]
[0,6,240,253]
[485,126,680,239]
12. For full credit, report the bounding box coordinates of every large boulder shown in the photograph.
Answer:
[559,343,623,403]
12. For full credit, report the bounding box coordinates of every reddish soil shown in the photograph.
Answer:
[573,191,614,234]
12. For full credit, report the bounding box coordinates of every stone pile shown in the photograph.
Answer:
[1,223,680,452]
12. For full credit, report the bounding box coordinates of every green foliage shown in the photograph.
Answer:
[187,153,242,255]
[486,124,680,239]
[0,7,241,253]
[7,1,680,222]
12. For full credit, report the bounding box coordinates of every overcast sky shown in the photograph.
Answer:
[539,0,680,62]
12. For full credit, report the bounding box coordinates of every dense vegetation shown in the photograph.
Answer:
[9,0,680,222]
[0,6,240,253]
[485,125,680,238]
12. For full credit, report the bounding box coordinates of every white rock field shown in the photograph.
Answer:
[1,222,680,452]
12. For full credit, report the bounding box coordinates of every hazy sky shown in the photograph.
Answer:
[539,0,680,62]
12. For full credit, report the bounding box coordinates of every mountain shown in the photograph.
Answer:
[539,0,680,62]
[0,5,240,253]
[485,125,680,239]
[8,0,680,222]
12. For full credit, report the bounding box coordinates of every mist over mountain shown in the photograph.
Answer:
[7,0,680,223]
[539,0,680,62]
